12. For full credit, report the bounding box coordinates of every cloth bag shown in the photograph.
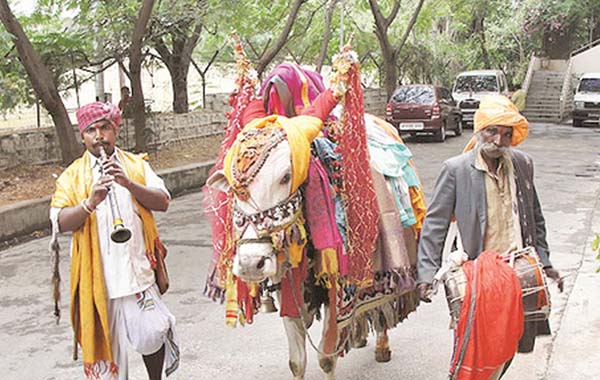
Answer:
[154,239,169,294]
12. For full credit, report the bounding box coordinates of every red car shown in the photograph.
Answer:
[385,85,462,142]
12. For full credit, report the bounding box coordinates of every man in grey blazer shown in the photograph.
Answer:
[416,95,563,378]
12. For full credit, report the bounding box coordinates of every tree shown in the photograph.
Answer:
[253,0,307,76]
[0,0,81,164]
[149,0,207,113]
[315,0,338,72]
[368,0,426,98]
[130,0,156,153]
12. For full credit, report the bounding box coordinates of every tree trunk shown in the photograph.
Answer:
[0,0,81,164]
[478,19,491,69]
[255,0,306,76]
[383,49,398,99]
[130,0,155,153]
[368,0,401,99]
[151,18,203,114]
[170,62,190,113]
[315,0,337,73]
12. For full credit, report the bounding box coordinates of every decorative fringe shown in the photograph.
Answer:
[337,289,419,356]
[83,361,118,380]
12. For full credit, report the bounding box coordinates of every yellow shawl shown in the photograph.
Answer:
[51,149,161,370]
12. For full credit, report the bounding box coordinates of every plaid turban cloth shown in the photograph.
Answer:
[76,102,122,134]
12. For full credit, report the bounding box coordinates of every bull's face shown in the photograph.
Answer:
[207,139,293,283]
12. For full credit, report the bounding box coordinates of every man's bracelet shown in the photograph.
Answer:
[81,200,94,214]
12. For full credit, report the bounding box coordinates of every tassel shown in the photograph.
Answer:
[50,238,61,324]
[225,269,239,327]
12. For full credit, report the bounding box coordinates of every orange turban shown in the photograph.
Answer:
[464,95,529,152]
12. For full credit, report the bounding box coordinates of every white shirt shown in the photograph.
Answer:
[50,149,170,299]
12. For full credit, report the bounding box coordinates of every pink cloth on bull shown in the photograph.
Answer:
[75,102,122,134]
[305,157,346,280]
[260,63,326,116]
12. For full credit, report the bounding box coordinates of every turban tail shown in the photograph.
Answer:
[75,102,122,135]
[464,95,529,152]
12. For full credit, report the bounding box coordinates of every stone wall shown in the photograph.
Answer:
[0,90,388,170]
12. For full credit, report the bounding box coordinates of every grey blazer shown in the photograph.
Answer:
[417,148,552,285]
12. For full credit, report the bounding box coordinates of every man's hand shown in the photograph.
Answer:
[544,267,564,293]
[418,283,434,303]
[102,157,131,189]
[88,176,113,209]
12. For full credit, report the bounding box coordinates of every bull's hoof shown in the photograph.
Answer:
[375,347,392,363]
[353,337,368,348]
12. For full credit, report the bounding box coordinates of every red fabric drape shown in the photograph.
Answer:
[450,251,524,380]
[335,63,380,284]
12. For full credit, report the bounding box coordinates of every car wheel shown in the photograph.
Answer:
[455,118,463,136]
[573,119,583,128]
[435,122,446,142]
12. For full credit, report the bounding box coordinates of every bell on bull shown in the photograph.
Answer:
[259,293,278,313]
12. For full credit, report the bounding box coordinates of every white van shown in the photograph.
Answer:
[573,73,600,127]
[452,70,509,128]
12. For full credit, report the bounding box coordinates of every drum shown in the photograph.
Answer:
[443,247,550,323]
[500,247,551,322]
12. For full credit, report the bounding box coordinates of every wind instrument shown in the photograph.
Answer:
[99,146,132,243]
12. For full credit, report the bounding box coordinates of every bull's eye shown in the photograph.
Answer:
[280,172,291,185]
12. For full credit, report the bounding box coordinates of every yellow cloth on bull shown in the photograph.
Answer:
[50,150,161,369]
[223,114,323,195]
[464,95,529,152]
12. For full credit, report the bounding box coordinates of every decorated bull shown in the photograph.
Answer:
[204,37,426,380]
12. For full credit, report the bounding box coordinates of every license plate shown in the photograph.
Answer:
[589,113,600,118]
[399,122,424,130]
[462,114,474,121]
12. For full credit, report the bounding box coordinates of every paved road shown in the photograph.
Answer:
[1,123,598,380]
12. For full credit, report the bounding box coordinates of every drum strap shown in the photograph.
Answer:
[443,221,465,258]
[450,259,478,380]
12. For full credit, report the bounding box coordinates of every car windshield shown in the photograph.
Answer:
[391,86,434,104]
[454,75,498,92]
[579,78,600,93]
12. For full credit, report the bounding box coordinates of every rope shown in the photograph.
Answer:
[287,266,351,358]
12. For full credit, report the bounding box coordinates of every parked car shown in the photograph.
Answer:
[385,85,462,142]
[573,73,600,128]
[452,70,509,128]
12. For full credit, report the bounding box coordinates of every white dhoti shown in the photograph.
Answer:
[107,284,179,380]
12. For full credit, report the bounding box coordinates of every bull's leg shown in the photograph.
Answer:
[374,327,392,363]
[318,304,338,380]
[283,316,308,380]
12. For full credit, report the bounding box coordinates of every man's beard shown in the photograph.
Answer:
[480,142,508,159]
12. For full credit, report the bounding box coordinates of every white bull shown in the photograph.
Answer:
[208,113,415,379]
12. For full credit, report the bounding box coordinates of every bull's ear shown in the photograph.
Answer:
[206,169,230,193]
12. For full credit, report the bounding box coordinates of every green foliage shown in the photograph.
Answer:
[2,0,599,113]
[593,233,600,273]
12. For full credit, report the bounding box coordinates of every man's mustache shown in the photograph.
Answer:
[92,141,109,148]
[481,142,508,157]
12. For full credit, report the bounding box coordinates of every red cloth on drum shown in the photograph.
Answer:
[279,257,308,318]
[450,250,524,380]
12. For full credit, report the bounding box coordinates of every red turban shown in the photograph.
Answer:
[75,102,122,135]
